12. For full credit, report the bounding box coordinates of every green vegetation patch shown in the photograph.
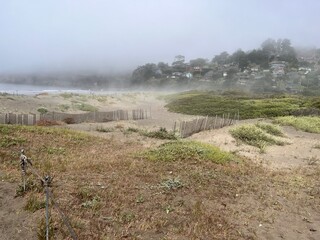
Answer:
[37,107,48,114]
[74,103,97,112]
[59,104,70,112]
[161,178,183,190]
[96,126,114,133]
[121,127,178,140]
[273,116,320,133]
[0,135,26,147]
[255,122,285,137]
[0,124,89,150]
[0,125,14,134]
[141,127,177,140]
[165,91,320,119]
[141,140,233,163]
[230,124,287,151]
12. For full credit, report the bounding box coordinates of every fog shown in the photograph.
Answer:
[0,0,319,74]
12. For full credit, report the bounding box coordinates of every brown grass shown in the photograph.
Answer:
[1,124,320,239]
[36,119,61,126]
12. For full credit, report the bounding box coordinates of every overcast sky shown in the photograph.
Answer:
[0,0,319,73]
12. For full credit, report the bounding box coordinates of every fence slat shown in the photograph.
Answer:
[0,108,149,126]
[175,113,237,138]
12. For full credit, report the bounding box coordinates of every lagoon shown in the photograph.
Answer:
[0,83,91,95]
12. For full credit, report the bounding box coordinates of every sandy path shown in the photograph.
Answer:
[0,179,37,240]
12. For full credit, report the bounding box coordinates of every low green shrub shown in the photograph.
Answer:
[141,140,233,163]
[161,178,183,190]
[96,126,114,133]
[230,124,287,150]
[142,128,177,140]
[126,127,140,133]
[74,103,97,112]
[255,122,284,137]
[0,135,26,147]
[37,107,48,114]
[165,91,320,119]
[273,116,320,133]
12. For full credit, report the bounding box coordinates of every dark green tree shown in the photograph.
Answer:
[157,62,172,75]
[212,51,230,65]
[277,39,298,67]
[172,55,185,66]
[230,49,249,71]
[261,38,277,58]
[189,58,208,67]
[131,63,158,84]
[247,49,269,69]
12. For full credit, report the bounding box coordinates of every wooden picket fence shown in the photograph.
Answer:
[0,109,149,126]
[0,113,37,126]
[174,113,239,138]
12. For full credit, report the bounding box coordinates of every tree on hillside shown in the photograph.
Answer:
[277,39,298,67]
[172,55,185,66]
[261,38,277,59]
[247,49,269,69]
[260,38,298,67]
[131,63,158,84]
[230,49,248,71]
[171,55,187,73]
[189,58,208,67]
[157,62,172,75]
[212,51,230,65]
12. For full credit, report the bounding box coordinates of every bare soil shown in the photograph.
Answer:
[0,178,37,240]
[1,92,320,239]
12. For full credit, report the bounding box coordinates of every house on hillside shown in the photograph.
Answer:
[270,61,287,77]
[183,72,193,79]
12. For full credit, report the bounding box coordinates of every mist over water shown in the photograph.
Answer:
[1,1,319,73]
[0,82,87,95]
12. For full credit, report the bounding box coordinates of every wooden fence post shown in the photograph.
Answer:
[203,116,208,130]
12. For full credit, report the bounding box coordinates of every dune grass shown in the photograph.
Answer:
[273,116,320,133]
[120,127,178,140]
[141,127,178,140]
[141,140,234,163]
[230,124,287,151]
[255,122,285,137]
[74,102,97,112]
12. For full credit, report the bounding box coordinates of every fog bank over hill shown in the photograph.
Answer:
[0,0,319,75]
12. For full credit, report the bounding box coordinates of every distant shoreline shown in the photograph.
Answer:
[0,83,132,95]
